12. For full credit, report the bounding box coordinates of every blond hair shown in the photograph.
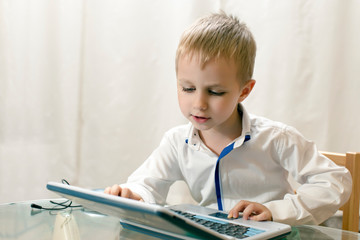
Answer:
[175,12,256,85]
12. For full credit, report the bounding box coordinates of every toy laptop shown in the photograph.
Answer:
[47,181,291,240]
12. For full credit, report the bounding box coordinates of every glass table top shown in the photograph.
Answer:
[0,199,359,240]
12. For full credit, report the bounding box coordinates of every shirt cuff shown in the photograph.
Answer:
[263,199,298,225]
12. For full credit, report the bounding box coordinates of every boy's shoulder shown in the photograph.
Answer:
[248,113,301,137]
[249,113,287,128]
[240,104,297,138]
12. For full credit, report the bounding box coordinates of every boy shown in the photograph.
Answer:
[105,12,351,225]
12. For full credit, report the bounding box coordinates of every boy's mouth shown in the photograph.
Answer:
[192,115,210,123]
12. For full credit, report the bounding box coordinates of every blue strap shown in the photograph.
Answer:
[215,135,251,210]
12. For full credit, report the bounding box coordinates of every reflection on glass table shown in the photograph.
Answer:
[0,199,359,240]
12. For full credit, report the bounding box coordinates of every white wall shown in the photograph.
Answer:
[0,0,359,204]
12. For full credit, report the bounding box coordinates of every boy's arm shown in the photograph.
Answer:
[116,131,183,205]
[264,126,352,225]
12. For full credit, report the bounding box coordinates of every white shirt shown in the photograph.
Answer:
[122,104,352,225]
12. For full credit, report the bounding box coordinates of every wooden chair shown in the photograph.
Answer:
[320,151,360,232]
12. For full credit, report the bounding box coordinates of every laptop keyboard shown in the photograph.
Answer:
[171,209,265,239]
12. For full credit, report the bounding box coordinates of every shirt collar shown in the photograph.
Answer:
[233,103,251,148]
[186,103,251,150]
[186,124,201,150]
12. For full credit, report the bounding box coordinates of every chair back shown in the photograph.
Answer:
[320,151,360,232]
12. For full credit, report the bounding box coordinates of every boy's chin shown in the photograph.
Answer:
[191,122,212,132]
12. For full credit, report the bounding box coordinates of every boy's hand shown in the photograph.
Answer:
[104,184,144,201]
[228,200,272,221]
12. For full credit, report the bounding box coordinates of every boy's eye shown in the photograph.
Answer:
[208,90,225,96]
[182,87,195,92]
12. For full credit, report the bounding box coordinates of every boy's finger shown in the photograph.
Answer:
[104,187,111,194]
[249,212,264,221]
[242,203,255,220]
[250,211,270,221]
[120,188,131,198]
[228,201,247,218]
[228,210,243,219]
[110,184,122,196]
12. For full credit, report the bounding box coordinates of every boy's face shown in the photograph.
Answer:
[176,54,254,134]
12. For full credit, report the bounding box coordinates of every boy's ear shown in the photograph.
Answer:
[238,79,256,103]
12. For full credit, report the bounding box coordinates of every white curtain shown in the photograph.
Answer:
[0,0,359,204]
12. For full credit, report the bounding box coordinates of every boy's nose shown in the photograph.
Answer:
[194,93,208,111]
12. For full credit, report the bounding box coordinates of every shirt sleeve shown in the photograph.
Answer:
[121,131,183,205]
[263,126,352,225]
